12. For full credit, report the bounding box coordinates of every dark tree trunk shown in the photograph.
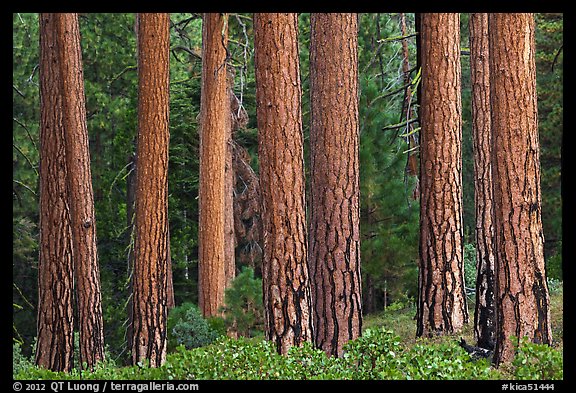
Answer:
[254,12,314,355]
[309,13,363,357]
[488,13,552,366]
[417,13,468,337]
[469,12,496,351]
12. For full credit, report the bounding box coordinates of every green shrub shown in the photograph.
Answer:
[546,252,562,280]
[547,277,563,295]
[220,267,264,337]
[285,342,345,379]
[512,337,563,380]
[341,328,402,379]
[463,243,477,290]
[15,329,562,381]
[398,340,501,380]
[167,303,219,351]
[13,341,34,378]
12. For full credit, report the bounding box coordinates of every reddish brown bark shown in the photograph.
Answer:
[309,13,362,357]
[55,12,105,369]
[198,13,229,317]
[417,13,468,337]
[131,13,171,368]
[35,13,75,372]
[254,12,314,355]
[469,12,496,350]
[488,13,552,366]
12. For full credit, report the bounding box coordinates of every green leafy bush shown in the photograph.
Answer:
[547,277,563,295]
[398,340,501,380]
[13,341,34,378]
[220,267,264,337]
[342,328,402,379]
[463,243,477,290]
[166,303,219,351]
[15,328,562,381]
[512,337,563,380]
[285,341,347,379]
[546,253,562,280]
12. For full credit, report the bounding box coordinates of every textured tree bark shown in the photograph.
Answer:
[469,13,496,351]
[254,12,314,355]
[35,13,76,372]
[55,12,105,369]
[488,13,552,366]
[309,13,362,357]
[131,13,170,368]
[417,13,468,337]
[198,13,229,317]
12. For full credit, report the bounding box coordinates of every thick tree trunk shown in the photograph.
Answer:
[417,13,468,337]
[469,13,496,351]
[254,12,314,355]
[309,13,362,357]
[488,13,552,366]
[55,12,105,369]
[35,13,76,372]
[198,13,229,317]
[131,13,170,368]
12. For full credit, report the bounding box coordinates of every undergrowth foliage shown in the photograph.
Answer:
[14,327,562,380]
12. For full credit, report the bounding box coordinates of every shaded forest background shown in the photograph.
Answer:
[12,13,562,362]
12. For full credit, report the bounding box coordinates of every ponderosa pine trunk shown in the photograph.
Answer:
[55,12,105,369]
[469,12,496,351]
[309,13,362,357]
[254,12,314,355]
[488,13,552,366]
[131,13,170,368]
[198,13,229,317]
[417,13,468,337]
[35,13,75,372]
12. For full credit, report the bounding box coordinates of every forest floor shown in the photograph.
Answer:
[363,282,564,350]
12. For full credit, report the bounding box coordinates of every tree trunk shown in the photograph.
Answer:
[35,13,75,372]
[55,12,105,369]
[469,12,496,351]
[254,12,314,355]
[131,13,170,368]
[309,13,363,357]
[198,13,229,317]
[417,13,468,337]
[488,13,552,366]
